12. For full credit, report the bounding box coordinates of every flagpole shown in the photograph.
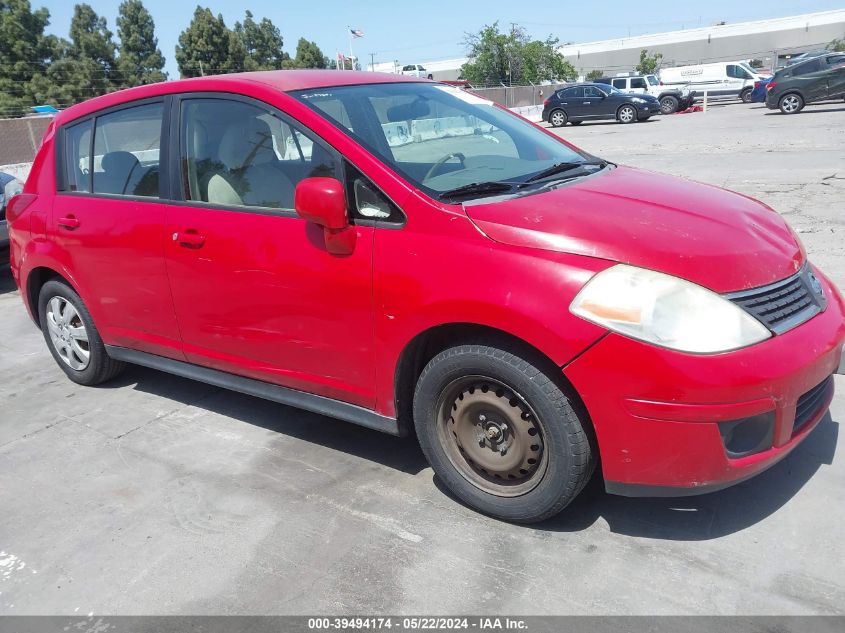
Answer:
[348,27,354,70]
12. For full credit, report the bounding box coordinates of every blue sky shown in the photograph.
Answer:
[38,0,843,77]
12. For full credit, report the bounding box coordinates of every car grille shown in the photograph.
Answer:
[725,264,827,335]
[793,375,834,434]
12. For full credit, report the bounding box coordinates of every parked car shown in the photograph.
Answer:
[8,71,844,523]
[766,52,845,114]
[401,64,433,79]
[660,61,765,102]
[0,172,24,253]
[542,83,661,126]
[596,73,695,113]
[750,78,772,103]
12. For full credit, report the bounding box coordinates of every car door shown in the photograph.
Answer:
[556,86,584,118]
[51,99,184,360]
[823,54,845,98]
[163,94,376,408]
[581,85,611,119]
[629,77,648,95]
[789,58,827,103]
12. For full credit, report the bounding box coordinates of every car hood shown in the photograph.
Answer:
[464,166,804,293]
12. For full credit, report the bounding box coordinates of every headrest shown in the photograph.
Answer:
[218,117,275,170]
[101,151,139,174]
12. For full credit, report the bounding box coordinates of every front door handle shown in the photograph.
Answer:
[57,215,80,230]
[173,230,205,248]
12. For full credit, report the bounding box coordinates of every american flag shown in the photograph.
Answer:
[350,28,364,38]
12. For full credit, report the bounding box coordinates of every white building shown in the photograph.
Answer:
[371,10,845,82]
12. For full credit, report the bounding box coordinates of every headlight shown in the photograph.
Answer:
[631,97,647,103]
[570,265,771,353]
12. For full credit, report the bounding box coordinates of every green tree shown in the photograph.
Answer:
[585,69,604,81]
[175,6,243,77]
[293,38,326,69]
[234,10,287,70]
[0,0,55,115]
[829,37,845,52]
[115,0,166,87]
[69,2,117,93]
[461,22,574,86]
[636,49,663,74]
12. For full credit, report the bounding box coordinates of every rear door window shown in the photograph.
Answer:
[611,79,626,89]
[63,120,93,193]
[630,78,647,89]
[92,102,163,197]
[793,59,822,75]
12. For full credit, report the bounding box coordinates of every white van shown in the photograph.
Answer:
[659,61,764,102]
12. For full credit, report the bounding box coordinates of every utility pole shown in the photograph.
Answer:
[370,52,375,71]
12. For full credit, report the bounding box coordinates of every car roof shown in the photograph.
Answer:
[54,70,427,126]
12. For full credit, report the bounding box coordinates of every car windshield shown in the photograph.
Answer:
[290,82,595,197]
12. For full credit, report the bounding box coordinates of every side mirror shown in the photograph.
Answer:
[294,177,356,256]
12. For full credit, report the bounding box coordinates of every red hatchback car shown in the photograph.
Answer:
[8,71,845,522]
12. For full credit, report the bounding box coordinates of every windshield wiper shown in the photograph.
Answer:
[437,181,515,202]
[520,160,607,186]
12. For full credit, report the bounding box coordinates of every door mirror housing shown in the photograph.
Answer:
[294,177,356,256]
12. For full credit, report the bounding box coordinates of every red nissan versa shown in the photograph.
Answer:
[7,71,845,523]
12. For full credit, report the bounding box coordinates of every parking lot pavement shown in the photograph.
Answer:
[1,103,844,616]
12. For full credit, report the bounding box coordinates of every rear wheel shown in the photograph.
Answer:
[778,93,804,114]
[38,280,125,386]
[413,342,595,523]
[659,95,679,114]
[740,88,753,103]
[548,109,567,127]
[617,104,637,123]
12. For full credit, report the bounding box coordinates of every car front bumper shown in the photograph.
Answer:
[637,103,662,116]
[0,220,8,250]
[564,267,845,496]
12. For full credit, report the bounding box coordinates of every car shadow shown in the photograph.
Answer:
[764,106,845,115]
[435,412,838,539]
[74,363,845,538]
[109,364,429,476]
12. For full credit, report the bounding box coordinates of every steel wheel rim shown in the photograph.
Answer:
[620,106,635,122]
[46,296,90,371]
[551,111,564,126]
[435,375,548,497]
[782,95,800,112]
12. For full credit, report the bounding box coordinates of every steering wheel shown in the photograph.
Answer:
[424,152,466,182]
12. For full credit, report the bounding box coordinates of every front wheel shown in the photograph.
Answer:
[659,95,679,114]
[38,280,125,385]
[779,93,804,114]
[617,104,637,123]
[740,88,753,103]
[548,109,567,127]
[413,342,595,523]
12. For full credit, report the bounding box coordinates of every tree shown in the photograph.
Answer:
[115,0,166,87]
[585,69,604,81]
[636,49,663,74]
[69,3,117,93]
[461,22,574,86]
[0,0,55,115]
[293,38,326,69]
[829,37,845,52]
[175,6,243,77]
[234,10,287,70]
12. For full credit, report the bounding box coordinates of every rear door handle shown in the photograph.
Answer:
[57,215,80,230]
[173,230,205,248]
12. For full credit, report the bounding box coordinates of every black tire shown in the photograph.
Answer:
[38,279,125,386]
[659,94,679,114]
[427,74,433,80]
[617,104,637,123]
[778,93,804,114]
[569,120,583,125]
[413,342,595,523]
[740,88,753,103]
[548,109,567,127]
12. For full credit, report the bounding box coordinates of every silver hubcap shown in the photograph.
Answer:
[620,107,635,122]
[782,96,800,113]
[551,112,564,125]
[46,296,90,371]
